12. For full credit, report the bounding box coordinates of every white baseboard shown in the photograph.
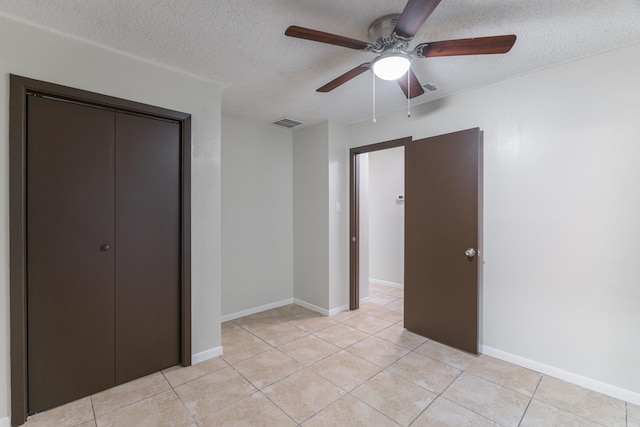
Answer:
[329,304,350,316]
[292,299,351,317]
[481,345,640,406]
[360,296,370,304]
[0,416,10,427]
[293,298,329,316]
[192,346,223,365]
[222,298,352,321]
[369,278,404,288]
[221,298,294,322]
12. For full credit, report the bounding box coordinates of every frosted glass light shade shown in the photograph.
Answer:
[371,53,411,80]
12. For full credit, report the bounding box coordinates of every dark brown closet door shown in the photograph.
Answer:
[27,96,116,413]
[114,113,180,383]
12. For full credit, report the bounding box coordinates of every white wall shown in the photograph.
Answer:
[348,43,640,403]
[0,16,222,422]
[328,122,349,311]
[221,115,293,316]
[292,123,330,309]
[358,154,370,301]
[368,147,405,287]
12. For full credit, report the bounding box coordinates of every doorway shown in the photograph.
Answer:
[357,147,406,308]
[10,75,192,426]
[349,137,409,308]
[349,129,482,355]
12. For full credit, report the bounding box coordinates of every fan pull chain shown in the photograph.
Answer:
[407,70,411,118]
[372,72,377,123]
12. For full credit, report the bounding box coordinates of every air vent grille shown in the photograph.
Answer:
[271,118,305,129]
[422,82,438,92]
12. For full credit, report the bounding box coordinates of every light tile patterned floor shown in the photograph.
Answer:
[22,283,638,426]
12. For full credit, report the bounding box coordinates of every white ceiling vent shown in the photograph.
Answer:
[422,82,438,92]
[271,118,305,129]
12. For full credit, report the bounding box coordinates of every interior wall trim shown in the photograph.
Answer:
[329,304,350,316]
[481,345,640,406]
[192,346,223,365]
[221,298,349,324]
[369,278,404,288]
[293,299,329,316]
[291,299,350,317]
[220,298,294,322]
[0,416,11,427]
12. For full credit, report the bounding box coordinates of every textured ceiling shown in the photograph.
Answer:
[1,1,640,125]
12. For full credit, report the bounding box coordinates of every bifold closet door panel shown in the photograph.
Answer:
[114,112,181,383]
[27,96,116,413]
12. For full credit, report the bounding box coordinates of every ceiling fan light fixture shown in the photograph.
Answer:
[371,52,411,80]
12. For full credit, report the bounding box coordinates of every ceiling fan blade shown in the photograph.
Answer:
[414,35,517,57]
[397,69,425,99]
[285,26,371,50]
[317,64,370,93]
[394,0,442,40]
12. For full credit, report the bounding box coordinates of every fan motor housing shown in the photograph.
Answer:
[368,14,401,45]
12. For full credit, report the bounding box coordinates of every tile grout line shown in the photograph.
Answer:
[224,306,375,406]
[524,395,610,427]
[461,369,537,400]
[228,357,340,426]
[270,298,479,425]
[532,376,617,427]
[406,396,438,426]
[309,327,370,350]
[88,373,176,420]
[296,389,344,425]
[402,353,512,426]
[344,389,404,426]
[183,363,260,425]
[311,352,383,393]
[281,341,341,368]
[89,396,98,426]
[262,302,402,424]
[159,370,198,426]
[174,358,233,386]
[341,316,453,426]
[407,345,464,371]
[516,375,542,427]
[255,388,300,426]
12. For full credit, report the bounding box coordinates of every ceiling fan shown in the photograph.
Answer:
[285,0,517,99]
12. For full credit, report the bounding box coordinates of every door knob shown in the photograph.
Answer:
[465,248,476,258]
[101,244,111,252]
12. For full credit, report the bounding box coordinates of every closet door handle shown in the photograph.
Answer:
[100,244,111,252]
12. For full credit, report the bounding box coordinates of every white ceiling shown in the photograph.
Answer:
[2,1,640,125]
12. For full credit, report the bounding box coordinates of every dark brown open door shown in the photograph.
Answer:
[404,128,480,354]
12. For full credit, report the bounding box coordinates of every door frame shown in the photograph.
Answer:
[349,136,411,310]
[9,75,192,426]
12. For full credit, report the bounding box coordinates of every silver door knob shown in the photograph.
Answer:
[465,248,476,257]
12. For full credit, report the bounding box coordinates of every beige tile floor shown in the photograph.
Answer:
[22,282,639,426]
